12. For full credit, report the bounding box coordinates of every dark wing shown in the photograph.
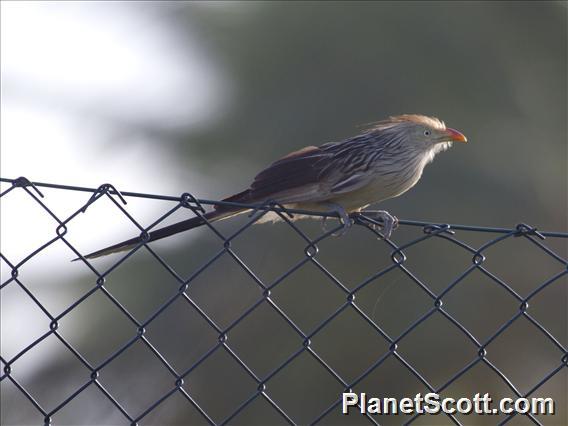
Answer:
[224,138,375,206]
[249,146,329,199]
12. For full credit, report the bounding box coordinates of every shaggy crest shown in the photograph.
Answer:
[370,114,446,131]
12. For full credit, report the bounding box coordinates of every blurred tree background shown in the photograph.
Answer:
[1,2,566,425]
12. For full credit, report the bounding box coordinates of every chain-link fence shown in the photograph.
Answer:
[1,177,566,426]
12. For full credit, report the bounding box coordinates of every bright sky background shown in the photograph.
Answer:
[1,0,230,254]
[1,1,229,372]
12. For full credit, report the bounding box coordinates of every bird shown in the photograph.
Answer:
[78,114,467,260]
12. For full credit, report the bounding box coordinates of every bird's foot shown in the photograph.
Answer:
[360,210,399,239]
[321,203,353,236]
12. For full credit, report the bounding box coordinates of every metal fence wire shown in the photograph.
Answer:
[1,176,566,426]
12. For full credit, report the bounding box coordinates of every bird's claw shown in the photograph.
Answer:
[321,203,353,236]
[363,210,399,239]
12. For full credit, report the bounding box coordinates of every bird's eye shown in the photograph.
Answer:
[424,130,431,136]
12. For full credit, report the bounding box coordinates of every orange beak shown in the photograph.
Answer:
[445,127,467,143]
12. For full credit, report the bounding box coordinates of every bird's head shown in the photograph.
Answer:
[365,114,467,168]
[372,114,467,152]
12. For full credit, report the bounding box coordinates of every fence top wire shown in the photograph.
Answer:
[2,176,566,239]
[1,175,567,426]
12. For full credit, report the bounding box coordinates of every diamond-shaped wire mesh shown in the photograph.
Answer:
[1,177,566,426]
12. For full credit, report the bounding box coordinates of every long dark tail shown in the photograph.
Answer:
[74,209,239,261]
